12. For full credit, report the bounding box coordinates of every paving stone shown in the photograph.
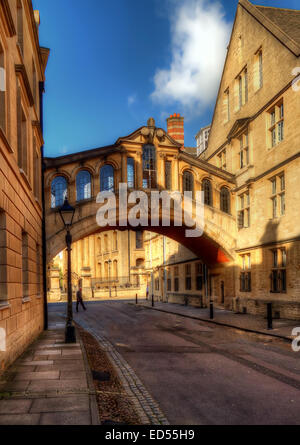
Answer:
[19,361,54,366]
[35,363,84,372]
[30,395,90,413]
[27,378,88,392]
[10,366,36,373]
[14,371,60,381]
[0,414,40,425]
[62,350,82,356]
[40,411,91,425]
[0,399,32,414]
[0,381,30,392]
[60,371,86,380]
[37,350,62,356]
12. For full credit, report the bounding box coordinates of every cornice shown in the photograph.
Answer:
[15,64,34,107]
[0,0,16,37]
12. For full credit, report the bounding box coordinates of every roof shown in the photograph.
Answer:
[239,0,300,56]
[256,6,300,47]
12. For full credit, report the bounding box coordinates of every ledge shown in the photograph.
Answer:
[0,302,10,311]
[22,297,31,304]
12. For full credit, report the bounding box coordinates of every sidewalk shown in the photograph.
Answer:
[138,300,297,341]
[0,311,99,425]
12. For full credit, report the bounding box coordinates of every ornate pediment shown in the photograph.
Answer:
[227,118,251,141]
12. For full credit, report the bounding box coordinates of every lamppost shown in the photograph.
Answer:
[108,259,112,299]
[59,198,76,343]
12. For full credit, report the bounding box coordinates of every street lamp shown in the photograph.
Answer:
[107,259,112,299]
[59,197,76,343]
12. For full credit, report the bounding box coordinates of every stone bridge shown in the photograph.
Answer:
[44,119,237,266]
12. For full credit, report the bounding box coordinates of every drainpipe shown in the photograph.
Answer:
[39,80,48,330]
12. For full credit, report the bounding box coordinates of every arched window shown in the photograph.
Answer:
[104,234,108,252]
[76,170,91,201]
[127,158,135,188]
[97,263,101,278]
[100,165,114,192]
[97,237,101,254]
[113,231,118,251]
[142,145,157,189]
[136,258,144,268]
[51,176,67,208]
[113,260,118,279]
[202,179,212,206]
[104,261,108,279]
[0,42,6,132]
[183,171,194,193]
[220,187,230,214]
[136,231,143,249]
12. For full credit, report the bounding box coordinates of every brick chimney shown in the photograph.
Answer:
[167,113,184,146]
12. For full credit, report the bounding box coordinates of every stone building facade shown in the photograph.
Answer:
[46,0,300,321]
[0,0,49,370]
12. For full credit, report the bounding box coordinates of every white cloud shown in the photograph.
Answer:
[151,0,231,115]
[128,94,137,107]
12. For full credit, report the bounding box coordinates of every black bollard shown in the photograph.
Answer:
[210,301,214,319]
[136,293,138,305]
[267,302,273,330]
[152,294,154,307]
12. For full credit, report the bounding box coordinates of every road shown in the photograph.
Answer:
[49,301,300,425]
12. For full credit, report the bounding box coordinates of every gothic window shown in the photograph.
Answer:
[142,145,157,189]
[51,176,67,208]
[183,171,194,193]
[76,170,91,201]
[240,254,251,292]
[220,187,230,214]
[127,157,135,188]
[185,264,192,290]
[100,165,114,192]
[202,179,212,206]
[270,248,287,293]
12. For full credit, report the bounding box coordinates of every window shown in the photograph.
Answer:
[136,231,143,249]
[268,100,284,148]
[155,278,159,291]
[100,165,114,192]
[167,270,172,291]
[195,262,203,291]
[224,88,230,122]
[218,150,226,170]
[270,248,287,293]
[239,133,249,169]
[220,187,230,214]
[237,67,248,110]
[174,266,179,292]
[238,191,250,229]
[240,254,251,292]
[113,260,118,279]
[202,179,212,206]
[17,0,24,55]
[51,176,67,208]
[127,157,135,188]
[185,264,192,290]
[254,49,263,90]
[33,137,41,201]
[258,50,263,89]
[104,234,108,252]
[22,232,29,300]
[97,237,101,254]
[17,88,28,175]
[142,145,157,189]
[0,42,6,133]
[182,171,194,194]
[165,160,172,190]
[270,173,285,218]
[113,231,118,251]
[76,170,91,201]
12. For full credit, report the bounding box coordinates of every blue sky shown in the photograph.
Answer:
[34,0,300,157]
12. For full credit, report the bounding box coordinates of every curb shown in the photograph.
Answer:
[76,319,169,426]
[136,304,293,343]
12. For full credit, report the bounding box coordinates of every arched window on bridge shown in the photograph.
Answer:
[76,170,91,201]
[51,176,67,208]
[182,171,194,194]
[220,187,231,214]
[127,157,135,188]
[142,145,157,189]
[100,165,114,192]
[202,179,212,206]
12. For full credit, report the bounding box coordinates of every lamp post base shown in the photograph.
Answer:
[65,321,76,344]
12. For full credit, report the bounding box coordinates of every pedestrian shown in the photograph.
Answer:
[76,287,87,312]
[146,284,149,300]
